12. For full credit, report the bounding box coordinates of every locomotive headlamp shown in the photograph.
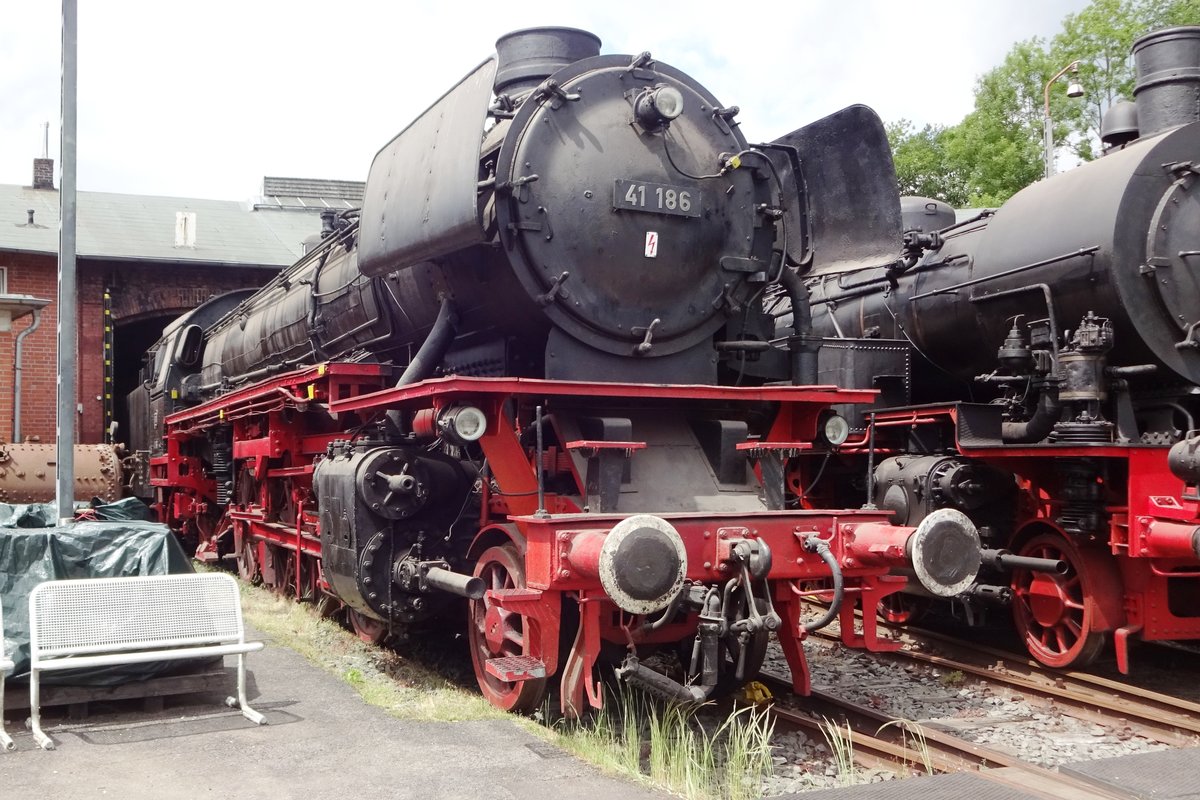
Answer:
[819,412,851,447]
[439,405,488,444]
[635,86,685,129]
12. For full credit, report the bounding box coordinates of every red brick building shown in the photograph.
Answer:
[0,166,362,445]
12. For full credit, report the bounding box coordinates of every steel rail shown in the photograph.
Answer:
[815,625,1200,745]
[762,673,1134,799]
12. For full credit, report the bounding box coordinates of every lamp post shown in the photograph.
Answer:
[1043,60,1084,178]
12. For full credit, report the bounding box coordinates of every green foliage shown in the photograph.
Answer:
[886,120,969,207]
[818,717,858,787]
[1051,0,1199,159]
[944,38,1053,206]
[556,691,776,800]
[885,0,1199,207]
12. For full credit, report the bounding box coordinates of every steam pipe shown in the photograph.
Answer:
[1001,382,1062,444]
[801,536,843,632]
[422,565,485,599]
[13,307,43,441]
[396,297,458,387]
[386,298,458,433]
[981,548,1068,574]
[778,265,819,385]
[616,654,712,703]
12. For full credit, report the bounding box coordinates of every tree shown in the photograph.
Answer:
[943,39,1054,206]
[885,0,1200,207]
[886,120,969,207]
[1051,0,1200,161]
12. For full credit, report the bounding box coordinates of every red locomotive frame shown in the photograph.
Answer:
[851,404,1200,672]
[152,362,975,713]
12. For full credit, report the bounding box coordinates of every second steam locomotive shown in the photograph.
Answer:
[130,28,981,713]
[797,26,1200,670]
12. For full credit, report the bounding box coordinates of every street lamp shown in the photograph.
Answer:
[1044,60,1085,178]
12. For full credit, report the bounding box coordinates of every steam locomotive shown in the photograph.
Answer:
[794,25,1200,670]
[128,28,983,713]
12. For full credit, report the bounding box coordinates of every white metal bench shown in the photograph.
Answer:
[28,572,265,750]
[1,599,14,751]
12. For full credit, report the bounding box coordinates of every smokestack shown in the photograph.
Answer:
[1132,25,1200,137]
[493,27,601,96]
[32,158,54,191]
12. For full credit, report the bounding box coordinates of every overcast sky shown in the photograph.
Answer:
[2,0,1090,201]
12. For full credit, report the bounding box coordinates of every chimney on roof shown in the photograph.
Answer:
[32,158,54,191]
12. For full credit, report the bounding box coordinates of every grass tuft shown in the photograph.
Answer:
[819,717,858,787]
[552,689,775,800]
[877,719,935,775]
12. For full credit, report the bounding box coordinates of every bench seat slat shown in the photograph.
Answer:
[33,641,264,672]
[36,635,247,658]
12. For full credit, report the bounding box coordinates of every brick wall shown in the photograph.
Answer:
[0,252,58,442]
[86,262,275,443]
[0,252,275,444]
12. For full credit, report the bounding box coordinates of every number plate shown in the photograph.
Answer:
[613,180,700,218]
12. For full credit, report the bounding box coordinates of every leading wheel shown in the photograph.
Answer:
[237,536,261,585]
[468,544,547,713]
[1011,533,1109,668]
[878,593,928,626]
[348,609,388,645]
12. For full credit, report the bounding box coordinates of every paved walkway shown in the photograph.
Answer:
[0,624,670,800]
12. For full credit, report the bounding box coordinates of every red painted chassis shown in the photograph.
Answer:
[153,363,954,712]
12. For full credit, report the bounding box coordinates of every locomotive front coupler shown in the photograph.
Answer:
[723,538,782,636]
[617,587,723,704]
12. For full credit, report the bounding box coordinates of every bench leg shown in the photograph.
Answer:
[0,672,14,751]
[30,670,54,750]
[225,652,265,726]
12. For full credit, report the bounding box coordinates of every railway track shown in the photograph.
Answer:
[752,617,1200,797]
[809,624,1200,747]
[758,671,1152,796]
[759,672,1133,798]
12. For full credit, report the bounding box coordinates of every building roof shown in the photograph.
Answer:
[0,183,333,268]
[260,176,365,206]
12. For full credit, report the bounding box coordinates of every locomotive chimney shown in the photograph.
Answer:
[1132,25,1200,138]
[493,26,601,96]
[32,158,54,190]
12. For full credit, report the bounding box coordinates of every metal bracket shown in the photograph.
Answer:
[632,319,661,355]
[536,271,571,306]
[1176,320,1200,351]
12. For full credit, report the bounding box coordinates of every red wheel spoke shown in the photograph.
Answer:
[466,544,547,714]
[1012,533,1109,669]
